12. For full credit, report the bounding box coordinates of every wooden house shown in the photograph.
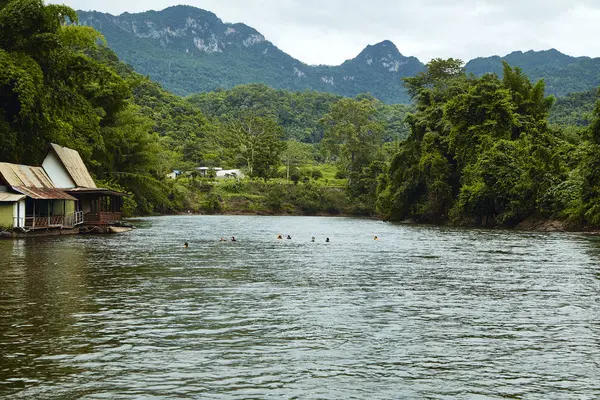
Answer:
[0,163,80,232]
[0,144,127,235]
[42,144,127,230]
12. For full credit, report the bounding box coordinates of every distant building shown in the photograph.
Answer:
[166,170,182,179]
[196,167,222,177]
[216,169,244,179]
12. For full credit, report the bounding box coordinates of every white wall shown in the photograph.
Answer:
[42,151,76,188]
[12,200,25,228]
[19,200,25,226]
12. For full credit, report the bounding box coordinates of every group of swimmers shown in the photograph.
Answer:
[184,235,379,247]
[278,234,329,242]
[277,235,379,241]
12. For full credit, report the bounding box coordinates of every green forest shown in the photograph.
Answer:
[2,0,600,228]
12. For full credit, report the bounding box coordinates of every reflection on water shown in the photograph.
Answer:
[1,216,600,399]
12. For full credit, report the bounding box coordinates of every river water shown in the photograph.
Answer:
[1,216,600,399]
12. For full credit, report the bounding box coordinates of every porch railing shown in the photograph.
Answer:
[19,211,84,229]
[23,216,62,228]
[64,211,84,227]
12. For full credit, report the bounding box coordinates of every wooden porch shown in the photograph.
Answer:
[20,211,84,229]
[18,198,83,230]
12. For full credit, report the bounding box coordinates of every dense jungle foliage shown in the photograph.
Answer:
[2,0,600,227]
[188,85,411,144]
[377,59,600,227]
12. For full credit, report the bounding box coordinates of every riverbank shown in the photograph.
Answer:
[157,178,600,234]
[165,208,600,235]
[168,179,374,217]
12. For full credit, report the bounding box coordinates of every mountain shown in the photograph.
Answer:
[465,49,600,97]
[78,6,424,103]
[78,6,600,103]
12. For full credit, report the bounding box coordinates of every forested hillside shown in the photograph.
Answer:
[549,89,598,126]
[187,85,411,144]
[466,49,600,97]
[78,7,424,103]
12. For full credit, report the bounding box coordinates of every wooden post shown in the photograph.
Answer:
[32,200,35,228]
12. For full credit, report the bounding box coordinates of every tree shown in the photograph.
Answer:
[224,114,286,181]
[403,58,466,100]
[576,89,600,224]
[282,140,313,182]
[0,0,175,215]
[322,98,384,182]
[378,58,564,225]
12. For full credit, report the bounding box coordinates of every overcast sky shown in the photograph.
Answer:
[55,0,600,65]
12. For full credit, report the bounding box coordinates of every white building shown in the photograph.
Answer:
[196,167,222,177]
[216,169,244,179]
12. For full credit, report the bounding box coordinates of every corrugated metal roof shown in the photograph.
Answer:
[13,186,76,200]
[0,162,76,200]
[64,187,128,197]
[49,143,97,188]
[0,192,26,202]
[0,163,56,188]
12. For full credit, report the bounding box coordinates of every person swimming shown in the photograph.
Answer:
[287,235,292,240]
[325,238,330,243]
[311,237,315,242]
[219,237,226,242]
[374,236,379,240]
[184,242,189,248]
[231,236,237,242]
[277,234,282,239]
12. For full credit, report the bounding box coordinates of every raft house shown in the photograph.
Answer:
[0,144,129,238]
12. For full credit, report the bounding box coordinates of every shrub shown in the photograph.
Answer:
[334,169,348,179]
[203,193,223,213]
[265,184,286,212]
[311,169,323,180]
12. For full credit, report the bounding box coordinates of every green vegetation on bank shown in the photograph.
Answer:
[377,59,600,227]
[0,0,403,217]
[168,177,354,216]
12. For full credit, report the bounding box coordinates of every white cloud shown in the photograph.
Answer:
[55,0,600,65]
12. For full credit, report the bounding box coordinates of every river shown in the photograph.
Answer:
[1,216,600,399]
